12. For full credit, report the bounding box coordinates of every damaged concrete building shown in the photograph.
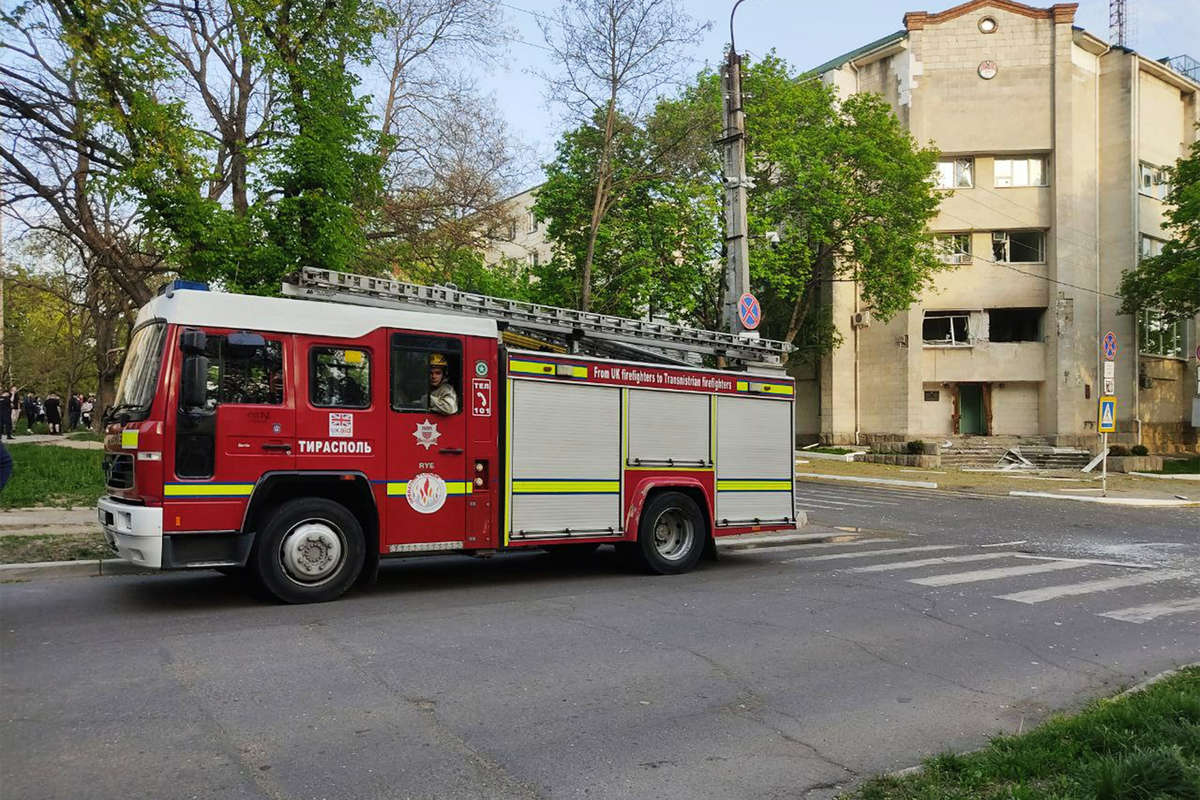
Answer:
[801,0,1199,452]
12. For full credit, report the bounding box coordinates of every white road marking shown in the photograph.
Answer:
[795,491,902,506]
[845,552,1021,573]
[910,560,1089,587]
[793,500,856,510]
[793,496,854,507]
[982,540,1027,548]
[1100,596,1200,623]
[997,570,1194,604]
[756,538,898,555]
[779,545,957,564]
[1012,554,1156,570]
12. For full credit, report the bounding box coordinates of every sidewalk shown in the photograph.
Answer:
[795,451,1200,506]
[0,507,100,535]
[8,434,104,450]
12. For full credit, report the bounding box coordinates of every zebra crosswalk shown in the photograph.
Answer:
[760,536,1200,626]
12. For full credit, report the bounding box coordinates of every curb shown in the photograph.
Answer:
[1128,472,1200,481]
[1008,490,1199,507]
[795,473,938,489]
[0,558,158,581]
[885,661,1200,781]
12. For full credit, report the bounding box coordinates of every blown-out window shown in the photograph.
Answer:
[923,312,971,346]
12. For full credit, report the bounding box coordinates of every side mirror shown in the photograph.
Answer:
[180,329,207,355]
[226,331,266,360]
[180,355,210,410]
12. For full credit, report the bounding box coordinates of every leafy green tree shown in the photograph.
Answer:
[533,113,721,321]
[1119,138,1200,318]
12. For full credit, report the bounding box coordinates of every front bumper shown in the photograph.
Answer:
[98,497,163,569]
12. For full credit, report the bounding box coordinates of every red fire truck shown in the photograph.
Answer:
[99,269,798,603]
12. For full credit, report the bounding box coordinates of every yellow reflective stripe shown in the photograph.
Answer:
[751,382,794,396]
[510,359,557,376]
[510,359,588,379]
[121,430,139,449]
[164,483,255,497]
[717,480,792,492]
[512,480,619,494]
[735,381,794,396]
[386,481,472,496]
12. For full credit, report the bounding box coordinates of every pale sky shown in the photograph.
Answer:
[479,0,1200,183]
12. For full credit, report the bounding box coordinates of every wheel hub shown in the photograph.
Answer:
[280,521,344,585]
[652,509,694,561]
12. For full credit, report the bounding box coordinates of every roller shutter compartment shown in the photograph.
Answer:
[715,395,793,524]
[626,389,711,467]
[509,380,620,537]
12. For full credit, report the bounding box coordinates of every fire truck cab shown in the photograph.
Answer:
[100,278,797,603]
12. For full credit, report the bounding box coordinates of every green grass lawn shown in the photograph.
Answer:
[1,443,105,509]
[0,532,110,563]
[844,667,1200,800]
[1159,457,1200,475]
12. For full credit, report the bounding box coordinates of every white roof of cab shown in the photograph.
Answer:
[135,289,499,339]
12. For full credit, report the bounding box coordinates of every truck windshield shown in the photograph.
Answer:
[111,322,167,420]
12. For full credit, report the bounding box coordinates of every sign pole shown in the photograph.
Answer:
[1101,431,1107,496]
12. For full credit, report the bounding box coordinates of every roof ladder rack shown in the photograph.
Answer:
[282,267,793,368]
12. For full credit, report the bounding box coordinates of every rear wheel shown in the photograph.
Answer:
[632,491,706,574]
[251,498,365,604]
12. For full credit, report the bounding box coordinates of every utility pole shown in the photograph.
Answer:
[719,0,752,334]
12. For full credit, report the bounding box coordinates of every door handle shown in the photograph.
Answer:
[438,447,464,455]
[261,443,292,452]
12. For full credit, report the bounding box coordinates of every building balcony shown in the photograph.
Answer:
[921,340,1046,382]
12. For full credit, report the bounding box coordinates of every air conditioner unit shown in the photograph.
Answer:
[851,311,872,328]
[951,253,971,264]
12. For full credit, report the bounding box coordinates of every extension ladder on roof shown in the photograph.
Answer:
[282,267,792,368]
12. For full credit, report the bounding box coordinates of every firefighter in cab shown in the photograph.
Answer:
[425,353,458,415]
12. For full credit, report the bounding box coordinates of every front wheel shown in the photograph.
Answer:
[251,498,366,604]
[632,491,707,575]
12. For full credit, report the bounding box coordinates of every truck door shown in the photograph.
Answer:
[384,332,469,551]
[170,330,294,532]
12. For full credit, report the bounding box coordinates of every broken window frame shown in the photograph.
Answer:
[934,157,974,189]
[991,230,1045,264]
[994,156,1048,187]
[922,311,972,347]
[1138,162,1170,200]
[987,308,1044,342]
[934,233,972,264]
[1138,234,1166,261]
[1138,308,1185,359]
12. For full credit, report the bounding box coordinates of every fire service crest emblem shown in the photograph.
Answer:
[405,473,447,514]
[412,418,441,450]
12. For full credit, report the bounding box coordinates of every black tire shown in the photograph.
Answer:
[632,491,707,575]
[250,497,366,604]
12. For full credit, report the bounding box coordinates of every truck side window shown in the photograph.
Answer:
[202,336,283,407]
[310,347,371,408]
[390,334,461,415]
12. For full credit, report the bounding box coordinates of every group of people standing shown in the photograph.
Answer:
[0,388,95,439]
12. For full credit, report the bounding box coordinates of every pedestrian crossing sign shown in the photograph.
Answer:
[1098,395,1117,433]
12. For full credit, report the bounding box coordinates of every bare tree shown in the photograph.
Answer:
[538,0,709,310]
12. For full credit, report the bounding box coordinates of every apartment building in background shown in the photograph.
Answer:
[484,186,551,270]
[806,0,1199,451]
[483,0,1199,452]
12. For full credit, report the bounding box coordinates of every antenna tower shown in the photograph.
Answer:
[1108,0,1130,47]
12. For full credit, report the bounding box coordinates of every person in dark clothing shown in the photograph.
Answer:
[0,440,12,490]
[0,390,12,439]
[44,392,62,435]
[68,393,81,430]
[21,394,37,433]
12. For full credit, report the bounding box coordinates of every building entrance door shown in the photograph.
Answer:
[958,384,985,435]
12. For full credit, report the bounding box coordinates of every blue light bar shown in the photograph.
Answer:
[159,279,209,295]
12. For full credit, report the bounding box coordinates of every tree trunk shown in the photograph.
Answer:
[581,99,618,311]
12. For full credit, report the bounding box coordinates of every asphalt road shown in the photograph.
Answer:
[2,491,1198,800]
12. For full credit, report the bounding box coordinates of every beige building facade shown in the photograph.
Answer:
[806,0,1199,451]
